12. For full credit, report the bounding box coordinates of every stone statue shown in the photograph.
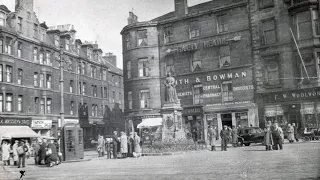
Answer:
[165,72,179,103]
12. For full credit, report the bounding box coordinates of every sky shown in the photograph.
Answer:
[0,0,211,69]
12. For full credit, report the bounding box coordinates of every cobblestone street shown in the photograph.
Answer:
[1,142,319,180]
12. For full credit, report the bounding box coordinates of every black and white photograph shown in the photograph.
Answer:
[0,0,319,179]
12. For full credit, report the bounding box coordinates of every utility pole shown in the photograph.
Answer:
[55,47,66,129]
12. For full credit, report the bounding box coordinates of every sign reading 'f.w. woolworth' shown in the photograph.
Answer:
[264,87,320,103]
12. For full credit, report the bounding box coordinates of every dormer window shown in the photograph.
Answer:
[65,39,70,51]
[0,12,5,26]
[54,35,59,47]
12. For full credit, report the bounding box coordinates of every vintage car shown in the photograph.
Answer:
[237,127,265,146]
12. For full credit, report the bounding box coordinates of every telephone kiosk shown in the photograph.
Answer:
[61,123,84,161]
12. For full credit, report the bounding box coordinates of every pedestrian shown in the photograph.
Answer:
[272,123,283,150]
[287,124,295,143]
[32,138,40,165]
[237,125,243,135]
[133,132,141,158]
[97,135,104,157]
[264,125,273,151]
[25,140,31,159]
[12,140,19,166]
[46,139,58,167]
[231,125,238,147]
[292,123,299,142]
[208,126,217,151]
[1,140,11,166]
[16,140,28,168]
[120,132,128,158]
[54,139,62,165]
[38,138,47,165]
[127,132,134,157]
[106,138,111,159]
[112,131,119,159]
[220,125,230,151]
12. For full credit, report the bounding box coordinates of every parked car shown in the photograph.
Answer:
[237,127,265,146]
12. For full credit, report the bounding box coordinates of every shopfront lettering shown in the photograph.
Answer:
[203,85,221,90]
[233,85,254,91]
[31,120,52,129]
[208,101,252,106]
[177,92,193,97]
[0,118,32,126]
[202,93,221,98]
[176,37,231,53]
[265,87,320,103]
[183,108,203,115]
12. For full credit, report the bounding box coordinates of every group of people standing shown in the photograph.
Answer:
[96,131,141,159]
[207,125,239,151]
[1,139,31,168]
[32,138,62,167]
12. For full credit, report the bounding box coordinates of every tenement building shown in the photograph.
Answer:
[0,0,124,147]
[121,0,258,141]
[249,0,320,132]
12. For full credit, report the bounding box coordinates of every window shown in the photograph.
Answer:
[40,32,45,41]
[92,104,98,117]
[222,81,233,102]
[297,11,312,40]
[47,98,52,114]
[17,69,23,85]
[128,91,132,109]
[65,39,70,50]
[34,72,38,86]
[312,10,320,35]
[262,19,277,45]
[265,58,280,86]
[34,97,39,113]
[39,52,44,64]
[46,52,51,65]
[101,87,103,97]
[55,35,59,47]
[18,17,22,31]
[189,21,200,39]
[78,63,81,74]
[102,69,107,80]
[300,53,317,80]
[33,48,38,62]
[82,82,86,95]
[33,23,38,38]
[104,87,108,99]
[70,80,74,93]
[191,51,201,72]
[140,90,149,109]
[78,82,82,94]
[0,64,2,82]
[5,38,12,55]
[91,66,96,78]
[68,58,73,71]
[164,26,173,44]
[81,62,85,75]
[6,65,12,83]
[193,84,203,105]
[217,14,228,33]
[126,33,131,49]
[138,58,149,77]
[76,44,80,54]
[259,0,274,9]
[119,92,122,104]
[0,94,2,112]
[6,94,13,112]
[137,30,148,46]
[0,12,5,26]
[0,40,3,53]
[18,42,22,58]
[112,91,115,102]
[70,101,74,115]
[18,95,23,112]
[39,73,44,88]
[87,49,92,60]
[92,85,97,97]
[219,46,231,68]
[127,61,131,79]
[47,74,52,89]
[40,98,45,114]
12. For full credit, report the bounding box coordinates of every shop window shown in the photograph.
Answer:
[46,74,52,89]
[34,72,38,86]
[70,80,74,93]
[17,69,23,85]
[219,45,231,68]
[222,81,233,102]
[128,91,132,109]
[18,95,23,112]
[191,51,201,72]
[137,30,148,47]
[297,11,312,40]
[18,42,22,58]
[47,98,52,114]
[164,26,173,44]
[193,84,203,105]
[5,65,12,83]
[236,112,248,127]
[33,48,38,62]
[125,33,131,49]
[189,21,200,39]
[0,12,5,26]
[166,57,175,74]
[140,90,150,109]
[259,0,274,9]
[138,58,149,77]
[262,19,277,45]
[217,14,228,33]
[0,94,3,112]
[265,57,280,86]
[6,94,12,112]
[127,61,131,79]
[70,101,74,115]
[0,64,2,82]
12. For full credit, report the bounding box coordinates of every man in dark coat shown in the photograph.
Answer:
[54,139,62,164]
[112,131,119,159]
[220,125,230,151]
[32,139,40,165]
[127,132,135,157]
[292,123,299,142]
[46,140,58,167]
[38,138,47,165]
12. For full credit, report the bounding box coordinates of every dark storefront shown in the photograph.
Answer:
[182,106,204,141]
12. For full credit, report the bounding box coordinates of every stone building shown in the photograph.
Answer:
[121,0,257,141]
[0,0,124,147]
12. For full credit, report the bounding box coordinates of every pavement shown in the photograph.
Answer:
[0,141,319,180]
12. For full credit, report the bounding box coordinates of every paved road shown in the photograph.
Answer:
[1,142,319,180]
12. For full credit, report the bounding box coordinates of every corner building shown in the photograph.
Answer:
[121,0,258,141]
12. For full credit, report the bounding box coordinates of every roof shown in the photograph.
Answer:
[0,5,11,13]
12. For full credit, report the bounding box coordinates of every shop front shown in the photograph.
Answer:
[262,87,320,132]
[182,106,204,142]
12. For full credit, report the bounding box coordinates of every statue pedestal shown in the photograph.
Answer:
[161,102,185,140]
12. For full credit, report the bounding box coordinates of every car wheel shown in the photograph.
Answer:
[237,139,244,146]
[244,143,250,146]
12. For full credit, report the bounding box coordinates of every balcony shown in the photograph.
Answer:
[285,0,319,11]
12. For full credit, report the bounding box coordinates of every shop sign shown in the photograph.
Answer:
[31,120,52,129]
[207,101,253,106]
[0,117,32,126]
[64,119,79,124]
[264,87,320,103]
[183,107,203,115]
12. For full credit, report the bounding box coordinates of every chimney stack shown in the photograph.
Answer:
[15,0,34,12]
[174,0,188,17]
[127,12,138,25]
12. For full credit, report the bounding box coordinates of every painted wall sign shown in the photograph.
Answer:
[264,87,320,103]
[0,117,32,126]
[31,120,52,129]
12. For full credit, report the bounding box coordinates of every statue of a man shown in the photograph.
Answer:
[165,72,179,103]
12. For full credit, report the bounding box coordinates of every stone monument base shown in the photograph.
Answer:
[161,102,185,140]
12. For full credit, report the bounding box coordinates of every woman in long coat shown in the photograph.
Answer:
[1,140,11,165]
[133,132,141,157]
[120,132,128,158]
[231,126,238,147]
[287,124,295,143]
[208,126,217,151]
[264,125,273,151]
[12,140,19,165]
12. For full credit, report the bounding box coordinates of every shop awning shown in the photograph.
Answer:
[0,126,40,139]
[137,118,163,128]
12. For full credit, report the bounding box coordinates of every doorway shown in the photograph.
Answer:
[221,113,232,127]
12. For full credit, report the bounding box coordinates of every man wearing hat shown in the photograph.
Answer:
[112,131,119,159]
[17,140,29,168]
[220,125,230,151]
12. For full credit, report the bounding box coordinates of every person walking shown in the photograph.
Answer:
[287,124,295,143]
[292,123,299,142]
[231,126,238,147]
[54,139,62,165]
[112,131,119,159]
[220,125,230,151]
[25,140,31,159]
[127,132,134,157]
[16,140,28,168]
[46,139,58,167]
[38,138,47,165]
[11,140,19,166]
[133,132,141,158]
[208,126,217,151]
[1,140,11,166]
[264,125,273,151]
[120,132,128,158]
[97,135,104,157]
[32,139,40,165]
[272,123,284,150]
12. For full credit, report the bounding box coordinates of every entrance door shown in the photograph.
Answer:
[221,113,232,127]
